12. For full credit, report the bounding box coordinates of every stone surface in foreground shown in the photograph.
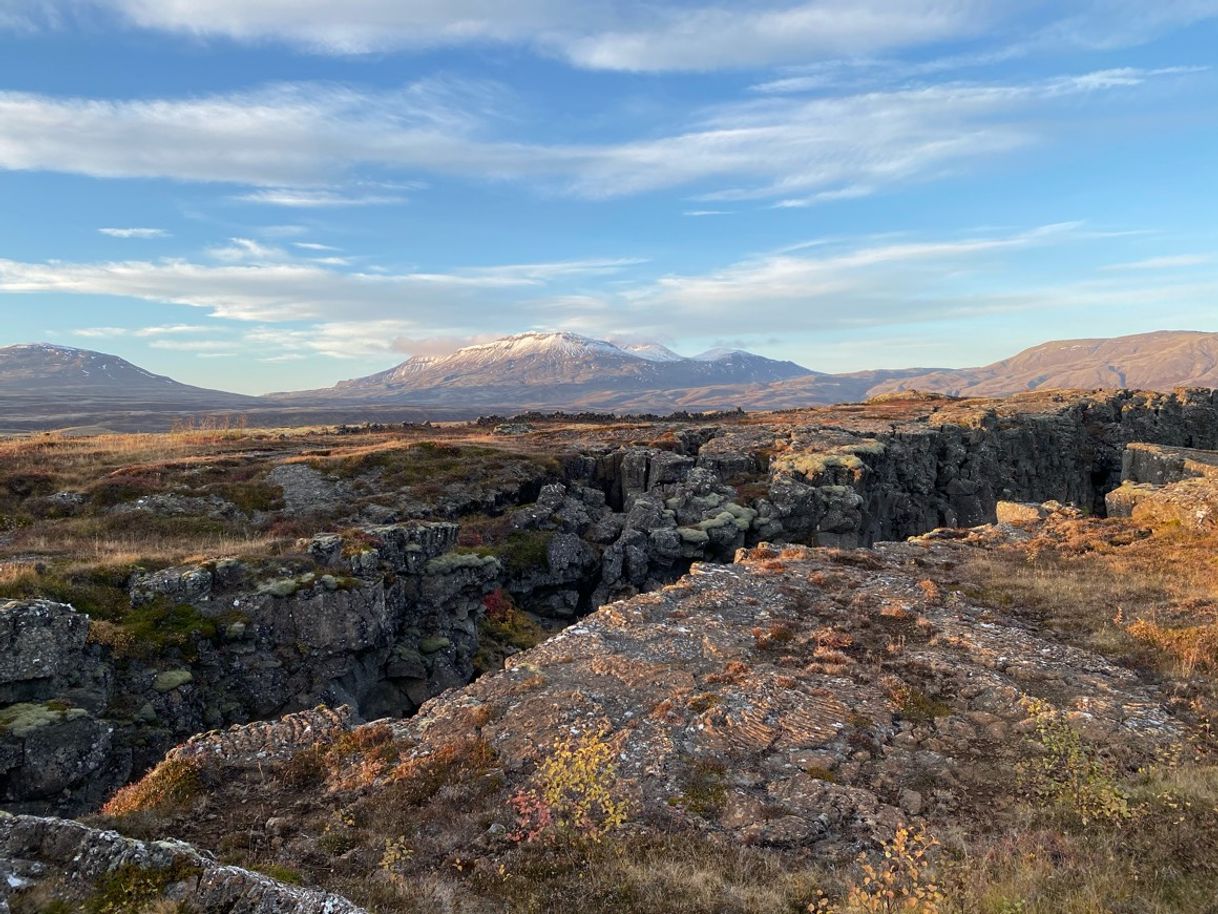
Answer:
[0,812,365,914]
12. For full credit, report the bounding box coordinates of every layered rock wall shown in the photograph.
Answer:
[0,812,365,914]
[4,388,1218,815]
[0,523,497,814]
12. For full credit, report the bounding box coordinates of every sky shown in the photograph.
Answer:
[0,1,1216,395]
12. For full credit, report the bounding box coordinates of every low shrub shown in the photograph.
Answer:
[1019,697,1131,826]
[511,728,630,843]
[843,825,943,914]
[103,758,203,818]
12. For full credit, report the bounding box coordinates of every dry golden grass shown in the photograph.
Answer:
[942,760,1218,914]
[102,758,203,818]
[9,524,291,569]
[0,427,266,485]
[0,423,553,574]
[958,518,1218,679]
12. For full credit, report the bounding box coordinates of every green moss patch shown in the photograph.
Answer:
[459,530,553,575]
[89,602,235,661]
[82,861,200,914]
[0,701,88,737]
[153,669,194,693]
[0,563,140,622]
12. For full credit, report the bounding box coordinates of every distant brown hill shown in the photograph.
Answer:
[871,331,1218,397]
[4,331,1218,434]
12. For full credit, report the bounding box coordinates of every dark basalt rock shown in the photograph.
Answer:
[0,812,366,913]
[1,523,497,815]
[5,388,1218,816]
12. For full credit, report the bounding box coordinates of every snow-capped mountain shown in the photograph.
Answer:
[620,342,685,363]
[0,343,180,390]
[693,347,744,361]
[276,332,814,408]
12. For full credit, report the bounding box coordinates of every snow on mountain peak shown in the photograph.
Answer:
[693,347,747,361]
[620,342,684,363]
[457,332,625,359]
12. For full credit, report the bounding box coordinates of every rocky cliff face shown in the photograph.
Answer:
[0,811,365,914]
[0,523,497,814]
[4,388,1218,817]
[41,496,1216,912]
[1106,441,1218,531]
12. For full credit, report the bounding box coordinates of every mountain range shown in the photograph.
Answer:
[3,330,1218,432]
[271,331,815,409]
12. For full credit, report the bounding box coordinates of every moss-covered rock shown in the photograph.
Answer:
[419,636,452,654]
[0,701,87,738]
[426,552,500,575]
[152,669,193,693]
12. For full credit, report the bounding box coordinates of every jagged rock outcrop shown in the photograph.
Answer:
[73,502,1208,912]
[365,531,1180,850]
[5,388,1218,818]
[1106,442,1218,530]
[0,601,121,810]
[0,812,365,913]
[166,706,356,769]
[1,524,497,815]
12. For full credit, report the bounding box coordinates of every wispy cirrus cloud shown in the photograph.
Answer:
[10,2,1216,72]
[0,67,1197,206]
[1102,254,1213,270]
[233,188,412,208]
[9,222,1214,362]
[98,226,169,238]
[206,237,287,263]
[71,326,128,338]
[6,1,990,69]
[72,322,220,339]
[0,251,645,325]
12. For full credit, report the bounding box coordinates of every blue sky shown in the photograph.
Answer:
[0,1,1215,394]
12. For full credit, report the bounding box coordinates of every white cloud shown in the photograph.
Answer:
[1102,254,1213,270]
[72,326,128,338]
[0,78,494,187]
[11,1,990,70]
[5,222,1215,365]
[70,322,214,338]
[556,2,996,73]
[0,68,1190,205]
[245,320,446,361]
[98,226,169,238]
[773,185,874,208]
[0,253,644,325]
[1035,1,1218,52]
[135,323,214,336]
[206,237,286,262]
[147,338,238,352]
[292,242,342,252]
[612,223,1090,331]
[453,258,647,282]
[234,188,410,207]
[15,2,1214,72]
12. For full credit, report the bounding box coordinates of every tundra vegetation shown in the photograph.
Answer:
[59,507,1217,914]
[3,401,1218,913]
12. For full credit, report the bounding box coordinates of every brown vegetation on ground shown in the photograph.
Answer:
[76,506,1218,914]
